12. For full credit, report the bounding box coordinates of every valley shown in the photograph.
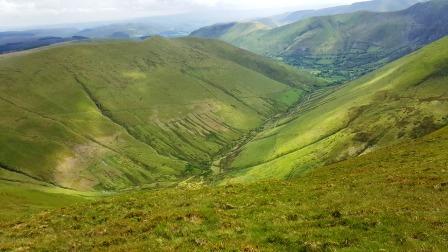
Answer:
[221,37,448,183]
[0,36,324,192]
[192,0,448,83]
[2,122,448,250]
[1,0,448,250]
[210,84,344,178]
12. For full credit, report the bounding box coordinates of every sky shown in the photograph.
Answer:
[0,0,360,29]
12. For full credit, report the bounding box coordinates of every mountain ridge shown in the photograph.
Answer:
[259,0,426,26]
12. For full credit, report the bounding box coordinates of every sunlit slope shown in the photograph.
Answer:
[223,37,448,183]
[0,182,89,221]
[2,125,447,250]
[178,37,326,89]
[0,37,321,191]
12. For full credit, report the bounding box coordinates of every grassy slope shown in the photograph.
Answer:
[0,180,91,221]
[222,36,448,183]
[180,37,327,89]
[0,169,94,220]
[195,0,448,83]
[1,124,447,250]
[0,37,321,191]
[259,0,423,26]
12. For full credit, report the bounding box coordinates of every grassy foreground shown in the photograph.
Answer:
[1,125,447,251]
[0,181,92,221]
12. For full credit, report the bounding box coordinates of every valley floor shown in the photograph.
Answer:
[1,125,447,251]
[211,84,343,177]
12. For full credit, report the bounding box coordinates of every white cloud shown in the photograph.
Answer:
[0,0,359,28]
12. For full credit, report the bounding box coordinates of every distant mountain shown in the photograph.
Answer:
[75,23,164,39]
[0,9,276,45]
[0,35,88,54]
[190,22,271,41]
[0,11,242,53]
[260,0,426,26]
[0,27,88,54]
[192,0,448,83]
[71,9,284,39]
[0,28,80,44]
[192,0,425,39]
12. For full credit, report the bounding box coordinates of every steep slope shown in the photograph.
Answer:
[193,0,448,83]
[220,36,448,183]
[2,124,447,250]
[0,177,90,221]
[260,0,425,26]
[180,37,326,89]
[0,37,321,191]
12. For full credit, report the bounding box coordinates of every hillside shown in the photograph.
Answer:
[192,0,424,39]
[1,122,447,250]
[0,37,322,192]
[218,36,448,183]
[260,0,425,26]
[192,0,448,83]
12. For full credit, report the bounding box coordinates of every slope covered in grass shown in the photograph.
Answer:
[0,181,92,221]
[1,124,447,250]
[220,36,448,183]
[258,0,425,26]
[193,0,448,83]
[0,36,322,191]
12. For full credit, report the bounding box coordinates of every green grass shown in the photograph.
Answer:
[1,17,448,251]
[1,124,447,250]
[0,168,97,220]
[0,36,322,191]
[221,36,448,183]
[0,182,90,221]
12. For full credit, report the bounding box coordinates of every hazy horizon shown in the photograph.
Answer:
[0,0,360,30]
